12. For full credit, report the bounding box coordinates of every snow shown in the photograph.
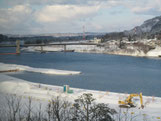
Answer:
[22,45,106,53]
[0,73,161,121]
[22,46,64,52]
[0,62,81,75]
[146,46,161,57]
[108,49,146,57]
[66,45,105,53]
[22,43,161,58]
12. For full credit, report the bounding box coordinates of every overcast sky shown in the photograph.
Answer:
[0,0,160,35]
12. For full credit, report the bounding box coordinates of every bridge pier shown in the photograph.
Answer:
[64,45,66,51]
[40,46,43,53]
[16,40,20,54]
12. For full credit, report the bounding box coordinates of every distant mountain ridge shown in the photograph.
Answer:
[0,32,105,44]
[6,32,105,38]
[102,15,161,42]
[126,15,161,36]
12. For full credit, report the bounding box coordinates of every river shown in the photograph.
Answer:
[0,47,161,97]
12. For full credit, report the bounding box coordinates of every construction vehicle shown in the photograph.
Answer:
[118,93,144,109]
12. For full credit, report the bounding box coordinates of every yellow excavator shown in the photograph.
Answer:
[118,93,144,109]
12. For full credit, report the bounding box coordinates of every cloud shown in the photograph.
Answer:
[125,0,161,15]
[0,5,35,34]
[132,7,161,16]
[0,5,31,23]
[35,5,100,23]
[0,3,102,34]
[2,0,161,16]
[0,0,160,34]
[0,0,115,6]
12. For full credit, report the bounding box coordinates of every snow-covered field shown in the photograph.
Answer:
[0,74,161,121]
[0,63,161,121]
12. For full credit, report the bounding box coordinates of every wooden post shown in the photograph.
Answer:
[16,40,20,54]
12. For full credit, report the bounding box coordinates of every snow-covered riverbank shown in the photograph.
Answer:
[0,60,161,120]
[0,63,81,75]
[22,41,161,58]
[0,73,161,121]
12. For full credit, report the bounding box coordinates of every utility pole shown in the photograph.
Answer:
[83,26,86,40]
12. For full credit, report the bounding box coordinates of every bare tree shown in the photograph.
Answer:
[115,107,139,121]
[24,97,33,121]
[49,96,71,121]
[5,95,22,121]
[32,103,45,121]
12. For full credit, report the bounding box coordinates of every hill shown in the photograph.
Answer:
[126,15,161,37]
[102,15,161,42]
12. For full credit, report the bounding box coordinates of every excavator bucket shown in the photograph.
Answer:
[119,105,131,108]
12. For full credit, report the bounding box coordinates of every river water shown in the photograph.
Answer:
[0,48,161,97]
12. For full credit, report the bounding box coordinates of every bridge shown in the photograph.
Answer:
[0,42,99,47]
[0,40,102,54]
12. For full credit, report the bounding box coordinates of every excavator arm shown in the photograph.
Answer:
[139,93,144,108]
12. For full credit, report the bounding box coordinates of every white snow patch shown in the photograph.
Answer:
[22,46,64,52]
[0,62,81,75]
[146,46,161,57]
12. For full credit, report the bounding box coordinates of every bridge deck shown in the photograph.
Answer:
[0,43,100,47]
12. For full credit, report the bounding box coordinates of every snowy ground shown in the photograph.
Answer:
[0,67,161,120]
[146,46,161,57]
